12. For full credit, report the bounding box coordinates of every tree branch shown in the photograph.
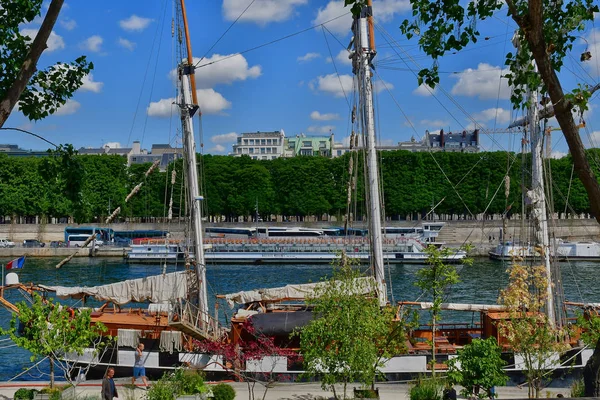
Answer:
[0,0,64,128]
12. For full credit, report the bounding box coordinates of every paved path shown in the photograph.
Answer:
[0,380,571,399]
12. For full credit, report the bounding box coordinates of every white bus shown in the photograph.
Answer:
[68,234,104,248]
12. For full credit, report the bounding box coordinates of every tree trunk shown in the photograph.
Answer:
[50,356,55,389]
[0,0,64,127]
[583,337,600,396]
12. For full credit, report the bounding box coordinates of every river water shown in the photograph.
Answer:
[0,257,598,381]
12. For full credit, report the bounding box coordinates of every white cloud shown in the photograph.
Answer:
[550,150,567,159]
[222,0,307,25]
[211,132,238,143]
[314,73,354,97]
[103,142,121,149]
[208,144,227,154]
[169,54,261,88]
[589,131,600,147]
[451,63,510,100]
[81,35,103,52]
[311,111,339,121]
[148,89,231,117]
[118,38,136,51]
[297,52,321,62]
[21,29,65,52]
[413,83,437,97]
[472,108,512,124]
[420,119,449,127]
[80,73,103,93]
[313,0,410,35]
[583,28,600,77]
[308,125,336,133]
[335,49,352,66]
[59,18,77,30]
[119,15,153,32]
[373,79,394,93]
[54,99,80,116]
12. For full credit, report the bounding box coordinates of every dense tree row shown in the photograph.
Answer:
[0,149,598,223]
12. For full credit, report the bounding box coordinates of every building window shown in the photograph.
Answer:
[237,148,242,154]
[243,139,248,145]
[262,156,267,160]
[272,147,277,153]
[252,156,257,160]
[266,139,271,145]
[337,150,342,156]
[249,139,254,145]
[319,141,326,148]
[261,139,266,145]
[261,147,266,154]
[249,148,254,154]
[272,156,277,160]
[303,141,311,147]
[266,147,271,154]
[273,139,279,146]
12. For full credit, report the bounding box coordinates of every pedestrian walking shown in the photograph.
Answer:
[101,367,118,400]
[132,343,149,388]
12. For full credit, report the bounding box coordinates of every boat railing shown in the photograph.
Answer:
[169,298,225,341]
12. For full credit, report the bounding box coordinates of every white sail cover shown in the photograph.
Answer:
[223,277,377,307]
[39,271,189,305]
[412,302,506,311]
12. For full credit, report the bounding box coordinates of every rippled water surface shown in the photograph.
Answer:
[0,257,598,381]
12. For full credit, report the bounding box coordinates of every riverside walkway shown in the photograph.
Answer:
[0,380,571,399]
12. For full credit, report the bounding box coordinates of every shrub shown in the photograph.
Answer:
[571,379,585,397]
[172,368,207,395]
[409,377,443,400]
[147,374,176,400]
[39,387,63,400]
[13,388,38,400]
[212,383,236,400]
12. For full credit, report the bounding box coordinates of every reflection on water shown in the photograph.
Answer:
[0,257,598,380]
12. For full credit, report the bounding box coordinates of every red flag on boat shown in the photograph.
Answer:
[6,256,25,270]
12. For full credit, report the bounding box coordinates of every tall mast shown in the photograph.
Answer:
[512,33,555,326]
[352,0,386,305]
[178,0,208,317]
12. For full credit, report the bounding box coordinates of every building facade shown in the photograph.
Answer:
[231,130,286,160]
[284,133,334,157]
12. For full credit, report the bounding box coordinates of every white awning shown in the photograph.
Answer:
[402,302,506,312]
[40,271,189,305]
[222,277,377,308]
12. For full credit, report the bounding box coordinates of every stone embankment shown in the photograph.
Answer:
[0,219,598,258]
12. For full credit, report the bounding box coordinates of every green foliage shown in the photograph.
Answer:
[571,378,585,397]
[39,387,63,400]
[147,373,177,400]
[297,259,402,397]
[447,338,508,398]
[13,388,38,400]
[409,376,443,400]
[0,0,93,122]
[171,368,208,396]
[212,383,236,400]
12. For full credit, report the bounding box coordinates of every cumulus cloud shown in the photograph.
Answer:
[311,111,339,121]
[118,38,136,51]
[80,73,103,93]
[147,89,231,117]
[451,63,510,100]
[373,79,394,93]
[313,74,354,97]
[335,49,352,65]
[550,150,567,159]
[81,35,103,52]
[55,99,80,116]
[472,108,512,125]
[413,83,437,97]
[211,132,238,143]
[308,125,336,133]
[589,131,600,147]
[313,0,410,35]
[21,29,65,52]
[420,119,449,128]
[298,52,321,62]
[208,144,227,154]
[119,15,153,32]
[60,18,77,30]
[222,0,307,25]
[169,54,261,88]
[582,28,600,77]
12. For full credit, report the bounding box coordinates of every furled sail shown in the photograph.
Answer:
[39,271,189,305]
[222,276,377,307]
[401,301,506,311]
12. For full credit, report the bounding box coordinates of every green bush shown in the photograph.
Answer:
[13,388,38,400]
[172,368,207,395]
[147,374,176,400]
[409,377,443,400]
[212,383,236,400]
[39,387,63,400]
[571,379,585,397]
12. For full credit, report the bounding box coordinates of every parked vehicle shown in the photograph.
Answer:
[23,239,45,248]
[0,238,15,248]
[50,240,67,248]
[67,234,104,248]
[113,237,132,247]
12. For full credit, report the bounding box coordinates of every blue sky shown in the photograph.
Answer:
[5,0,600,158]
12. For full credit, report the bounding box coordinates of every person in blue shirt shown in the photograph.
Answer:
[101,367,118,400]
[132,343,149,388]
